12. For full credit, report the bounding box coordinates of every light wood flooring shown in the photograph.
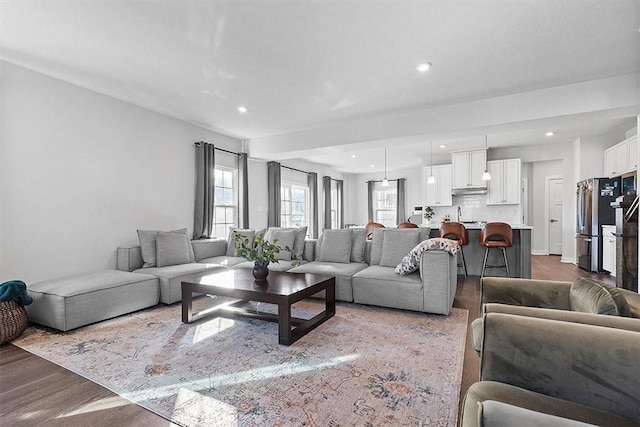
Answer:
[0,256,616,426]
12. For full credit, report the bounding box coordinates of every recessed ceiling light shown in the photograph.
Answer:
[237,106,248,113]
[417,62,432,72]
[351,154,357,158]
[370,164,375,168]
[545,131,555,137]
[439,144,447,148]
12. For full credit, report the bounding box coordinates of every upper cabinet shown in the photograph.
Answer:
[604,135,638,177]
[486,159,521,205]
[423,164,453,207]
[451,149,487,189]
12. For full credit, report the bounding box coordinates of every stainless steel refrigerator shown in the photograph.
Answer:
[576,177,619,272]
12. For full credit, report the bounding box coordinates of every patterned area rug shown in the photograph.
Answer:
[14,298,467,427]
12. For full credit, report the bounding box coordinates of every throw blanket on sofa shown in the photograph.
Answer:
[0,280,33,306]
[395,238,460,275]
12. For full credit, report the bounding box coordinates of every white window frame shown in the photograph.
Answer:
[281,182,309,228]
[213,166,238,238]
[374,182,397,227]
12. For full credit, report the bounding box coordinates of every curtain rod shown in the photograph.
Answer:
[324,176,343,182]
[281,164,311,175]
[194,141,241,157]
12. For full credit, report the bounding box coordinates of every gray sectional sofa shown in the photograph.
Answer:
[27,226,458,331]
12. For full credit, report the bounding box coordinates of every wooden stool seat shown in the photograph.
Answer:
[439,222,469,276]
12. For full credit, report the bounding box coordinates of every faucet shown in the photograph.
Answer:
[457,206,462,222]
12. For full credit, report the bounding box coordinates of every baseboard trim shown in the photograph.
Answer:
[531,250,548,256]
[561,256,576,264]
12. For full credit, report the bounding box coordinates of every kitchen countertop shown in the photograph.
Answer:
[422,222,533,230]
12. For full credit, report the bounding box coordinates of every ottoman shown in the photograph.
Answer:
[27,270,160,331]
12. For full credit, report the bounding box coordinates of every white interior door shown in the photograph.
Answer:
[549,178,563,255]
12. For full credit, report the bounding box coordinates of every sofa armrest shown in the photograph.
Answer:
[481,277,572,314]
[419,250,457,315]
[191,239,227,261]
[480,313,640,422]
[117,246,143,272]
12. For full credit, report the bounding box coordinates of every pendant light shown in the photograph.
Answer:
[382,147,389,187]
[427,141,436,184]
[481,135,491,181]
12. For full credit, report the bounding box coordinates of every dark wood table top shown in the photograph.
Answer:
[189,268,335,297]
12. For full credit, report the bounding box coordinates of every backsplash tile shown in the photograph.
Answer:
[425,194,522,225]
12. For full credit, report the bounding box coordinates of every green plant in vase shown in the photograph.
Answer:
[423,206,435,222]
[233,232,298,281]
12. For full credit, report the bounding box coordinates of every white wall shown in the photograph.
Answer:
[348,166,422,225]
[0,62,242,282]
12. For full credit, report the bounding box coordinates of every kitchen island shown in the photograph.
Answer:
[425,223,533,278]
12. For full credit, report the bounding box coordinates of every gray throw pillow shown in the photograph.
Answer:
[570,278,631,317]
[350,228,367,263]
[226,228,256,257]
[156,231,192,267]
[379,229,420,268]
[264,228,297,261]
[137,228,195,267]
[318,229,352,263]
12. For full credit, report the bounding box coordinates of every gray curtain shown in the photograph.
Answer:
[367,181,375,221]
[308,172,318,238]
[337,179,344,229]
[193,142,215,239]
[323,176,332,229]
[397,178,406,224]
[267,161,281,227]
[238,152,249,229]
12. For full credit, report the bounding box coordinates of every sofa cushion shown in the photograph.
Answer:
[135,263,224,304]
[396,238,461,275]
[379,230,420,267]
[197,255,246,268]
[370,228,431,266]
[156,231,193,267]
[570,278,631,317]
[351,228,367,263]
[318,229,352,263]
[137,228,195,267]
[352,265,424,312]
[264,228,297,261]
[226,228,256,257]
[289,261,368,302]
[26,270,160,331]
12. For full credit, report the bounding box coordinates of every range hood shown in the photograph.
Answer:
[451,187,488,196]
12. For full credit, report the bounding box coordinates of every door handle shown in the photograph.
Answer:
[550,219,558,222]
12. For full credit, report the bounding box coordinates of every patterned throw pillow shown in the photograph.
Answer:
[395,238,460,275]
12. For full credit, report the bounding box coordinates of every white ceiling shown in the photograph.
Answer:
[1,1,639,173]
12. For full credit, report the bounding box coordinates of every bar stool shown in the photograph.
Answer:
[439,222,469,277]
[480,222,513,280]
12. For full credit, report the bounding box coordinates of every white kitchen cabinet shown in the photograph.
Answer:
[451,149,487,189]
[604,136,637,177]
[424,164,452,206]
[628,135,638,170]
[602,225,616,277]
[486,158,521,205]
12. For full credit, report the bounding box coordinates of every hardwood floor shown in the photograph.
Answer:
[0,256,617,426]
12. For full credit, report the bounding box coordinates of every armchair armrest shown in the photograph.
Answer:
[481,277,572,314]
[480,313,640,423]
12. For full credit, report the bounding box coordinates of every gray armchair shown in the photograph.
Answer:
[470,277,640,354]
[461,312,640,426]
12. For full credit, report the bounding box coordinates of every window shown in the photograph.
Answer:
[374,183,397,227]
[213,167,237,238]
[281,183,309,228]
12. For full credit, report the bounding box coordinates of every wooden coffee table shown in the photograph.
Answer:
[181,269,336,345]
